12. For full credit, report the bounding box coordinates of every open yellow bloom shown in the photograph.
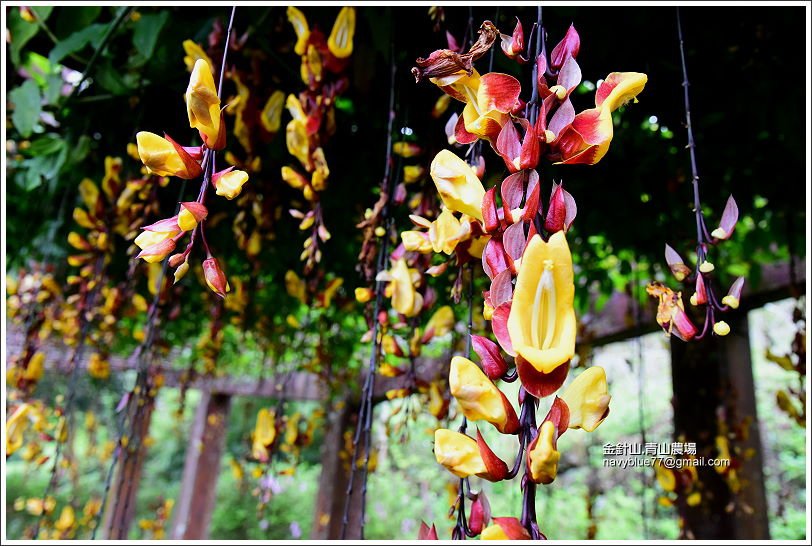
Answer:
[286,118,311,170]
[559,367,611,432]
[136,132,200,179]
[182,40,213,72]
[425,305,454,337]
[287,6,310,56]
[214,170,249,200]
[434,429,487,478]
[449,356,516,433]
[252,408,276,461]
[429,207,468,254]
[55,505,76,532]
[185,59,221,147]
[261,90,285,133]
[6,403,33,456]
[328,7,355,58]
[507,232,576,374]
[380,258,423,317]
[528,421,560,484]
[429,149,485,220]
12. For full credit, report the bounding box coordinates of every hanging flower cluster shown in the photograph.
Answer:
[283,6,355,275]
[134,45,250,298]
[410,17,646,539]
[648,195,744,341]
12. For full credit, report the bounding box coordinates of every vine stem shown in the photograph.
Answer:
[33,256,105,538]
[93,7,236,537]
[340,43,398,541]
[676,9,707,254]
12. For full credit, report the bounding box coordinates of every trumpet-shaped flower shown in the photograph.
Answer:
[213,169,250,200]
[328,7,355,58]
[559,367,611,432]
[507,232,576,374]
[136,132,202,179]
[449,356,519,434]
[182,40,213,73]
[527,421,561,484]
[430,150,485,220]
[481,518,531,540]
[553,72,647,164]
[6,403,33,456]
[252,408,276,462]
[135,222,180,264]
[433,429,487,478]
[454,72,522,143]
[378,258,423,317]
[261,90,285,133]
[287,6,310,56]
[185,59,222,148]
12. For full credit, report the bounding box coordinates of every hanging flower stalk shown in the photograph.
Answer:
[410,12,647,539]
[133,23,251,297]
[283,6,356,276]
[646,11,744,341]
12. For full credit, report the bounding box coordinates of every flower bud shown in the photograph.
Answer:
[203,257,229,298]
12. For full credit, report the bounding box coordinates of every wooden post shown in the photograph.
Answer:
[170,392,231,539]
[722,312,770,539]
[310,399,364,540]
[670,312,769,539]
[101,394,155,539]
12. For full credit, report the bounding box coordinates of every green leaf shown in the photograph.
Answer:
[94,59,132,95]
[21,52,55,87]
[48,24,108,65]
[9,80,42,138]
[26,134,65,156]
[7,9,41,65]
[54,6,102,38]
[132,12,170,59]
[31,6,54,21]
[44,73,65,105]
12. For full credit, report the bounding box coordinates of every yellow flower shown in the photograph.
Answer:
[261,90,285,133]
[301,43,323,86]
[384,258,422,317]
[527,421,560,484]
[252,408,276,461]
[425,305,454,337]
[559,367,611,432]
[429,150,485,221]
[214,170,249,200]
[285,270,307,304]
[434,429,487,478]
[182,40,213,72]
[287,6,310,56]
[55,505,76,532]
[401,230,432,253]
[449,356,516,433]
[135,132,201,179]
[507,232,576,374]
[286,119,311,170]
[24,351,45,381]
[6,404,33,456]
[429,207,470,255]
[185,59,221,148]
[355,287,373,303]
[328,7,355,58]
[403,165,425,184]
[87,353,110,380]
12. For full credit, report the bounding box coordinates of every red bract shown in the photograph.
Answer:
[471,334,509,380]
[549,24,581,70]
[544,182,577,233]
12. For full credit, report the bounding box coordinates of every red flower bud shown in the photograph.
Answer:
[202,257,229,298]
